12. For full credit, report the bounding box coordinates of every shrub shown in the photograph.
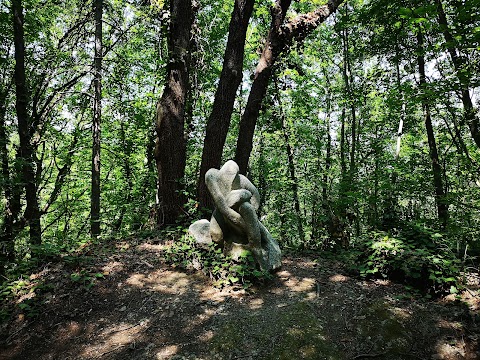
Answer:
[348,225,461,295]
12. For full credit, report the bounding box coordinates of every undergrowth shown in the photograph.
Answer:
[344,223,462,296]
[164,232,271,289]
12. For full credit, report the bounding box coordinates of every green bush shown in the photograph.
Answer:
[348,225,461,295]
[164,233,271,289]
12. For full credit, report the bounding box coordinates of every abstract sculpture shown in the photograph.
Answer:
[189,160,281,271]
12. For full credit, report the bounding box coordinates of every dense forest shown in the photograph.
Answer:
[1,0,479,294]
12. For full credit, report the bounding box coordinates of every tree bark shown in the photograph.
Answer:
[416,29,448,228]
[435,0,480,148]
[12,0,41,244]
[235,0,344,174]
[91,0,103,236]
[154,0,193,226]
[197,0,255,211]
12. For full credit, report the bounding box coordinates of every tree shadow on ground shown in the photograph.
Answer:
[0,239,478,359]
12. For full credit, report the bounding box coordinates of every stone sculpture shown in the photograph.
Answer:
[189,160,281,271]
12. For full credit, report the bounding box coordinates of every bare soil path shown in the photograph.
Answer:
[1,236,479,359]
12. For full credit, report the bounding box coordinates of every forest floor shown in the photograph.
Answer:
[0,235,479,360]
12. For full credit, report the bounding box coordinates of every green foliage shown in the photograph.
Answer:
[0,277,54,319]
[165,233,271,289]
[70,269,104,290]
[347,225,462,295]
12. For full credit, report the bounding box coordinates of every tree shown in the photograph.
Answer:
[416,26,449,228]
[91,0,103,236]
[197,0,255,211]
[434,0,480,148]
[12,0,41,244]
[154,0,194,225]
[235,0,345,174]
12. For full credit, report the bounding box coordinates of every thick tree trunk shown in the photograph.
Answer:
[12,0,41,244]
[154,0,193,226]
[197,0,255,211]
[435,0,480,148]
[91,0,103,236]
[417,29,448,228]
[235,0,344,174]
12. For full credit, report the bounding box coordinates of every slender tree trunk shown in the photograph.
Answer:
[235,0,344,174]
[0,88,15,263]
[322,89,332,212]
[341,25,356,178]
[197,0,255,210]
[12,0,41,244]
[340,107,347,177]
[114,122,134,231]
[257,133,267,216]
[383,42,404,229]
[416,29,448,228]
[154,0,193,226]
[274,79,305,242]
[91,0,102,236]
[435,0,480,148]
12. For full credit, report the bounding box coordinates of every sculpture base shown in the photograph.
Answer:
[189,219,281,272]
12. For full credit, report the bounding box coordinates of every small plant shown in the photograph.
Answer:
[70,269,104,289]
[165,233,271,289]
[0,278,55,320]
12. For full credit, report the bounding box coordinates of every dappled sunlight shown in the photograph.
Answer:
[54,320,83,340]
[80,320,149,358]
[248,297,264,309]
[199,286,243,303]
[282,276,316,293]
[328,274,349,282]
[435,341,467,359]
[137,242,167,253]
[101,260,124,275]
[389,306,412,320]
[277,269,316,292]
[114,241,131,250]
[124,270,192,295]
[437,319,463,330]
[156,345,179,359]
[197,329,214,343]
[126,273,148,288]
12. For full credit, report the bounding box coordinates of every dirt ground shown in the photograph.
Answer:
[1,236,479,360]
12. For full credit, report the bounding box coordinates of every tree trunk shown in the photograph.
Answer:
[340,24,357,179]
[114,122,133,231]
[274,78,305,242]
[91,0,103,236]
[235,0,344,174]
[435,0,480,148]
[197,0,255,211]
[0,87,16,263]
[12,0,41,244]
[322,83,332,213]
[416,29,448,228]
[383,42,404,229]
[154,0,193,226]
